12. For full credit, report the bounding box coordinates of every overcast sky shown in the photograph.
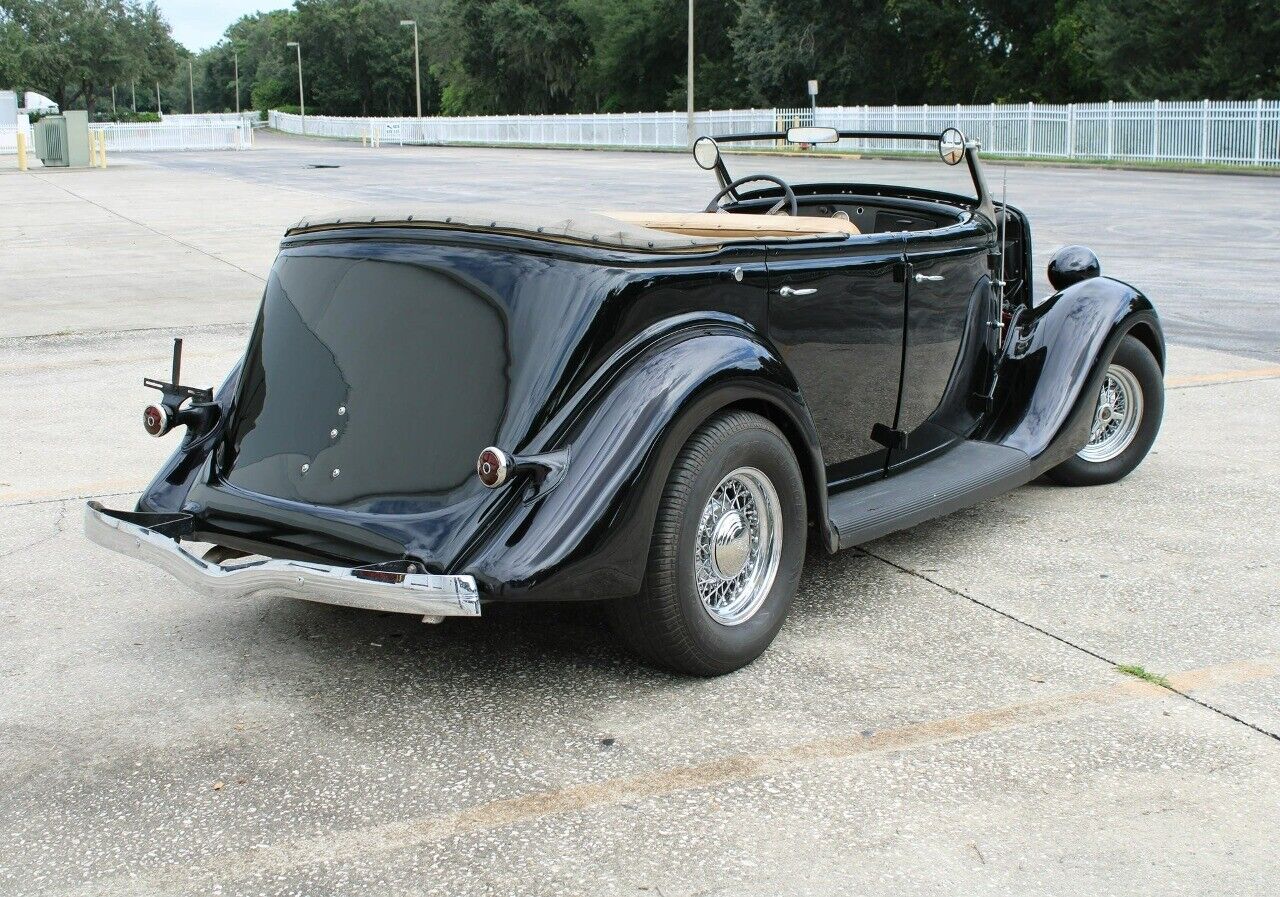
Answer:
[159,1,290,52]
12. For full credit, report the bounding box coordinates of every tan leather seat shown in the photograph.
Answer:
[604,211,860,239]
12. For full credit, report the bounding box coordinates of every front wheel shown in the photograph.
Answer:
[607,410,807,676]
[1046,334,1164,487]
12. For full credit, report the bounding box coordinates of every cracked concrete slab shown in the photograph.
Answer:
[862,370,1280,737]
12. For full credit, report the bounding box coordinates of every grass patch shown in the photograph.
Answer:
[1116,664,1171,688]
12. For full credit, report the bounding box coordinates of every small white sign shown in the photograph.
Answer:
[807,80,819,96]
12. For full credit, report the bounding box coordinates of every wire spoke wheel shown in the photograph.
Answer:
[1078,363,1144,463]
[694,467,782,626]
[606,410,805,675]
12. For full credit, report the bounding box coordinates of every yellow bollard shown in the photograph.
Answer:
[16,131,27,171]
[98,130,108,168]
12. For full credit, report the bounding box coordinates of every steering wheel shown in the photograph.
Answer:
[704,174,798,216]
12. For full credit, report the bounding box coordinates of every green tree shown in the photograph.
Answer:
[0,8,25,88]
[434,0,589,114]
[289,0,427,115]
[568,0,745,113]
[195,10,292,112]
[0,0,178,114]
[128,1,180,112]
[730,0,913,106]
[186,1,440,116]
[1082,0,1280,99]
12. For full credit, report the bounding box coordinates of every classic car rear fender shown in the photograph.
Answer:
[981,274,1163,469]
[458,323,826,602]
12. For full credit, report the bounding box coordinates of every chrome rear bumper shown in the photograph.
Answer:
[84,501,481,620]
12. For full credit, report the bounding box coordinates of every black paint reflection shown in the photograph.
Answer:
[767,239,905,484]
[892,244,990,465]
[225,254,509,508]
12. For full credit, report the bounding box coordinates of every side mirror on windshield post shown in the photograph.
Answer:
[692,136,721,170]
[939,127,966,165]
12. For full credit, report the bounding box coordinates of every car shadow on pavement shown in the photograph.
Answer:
[236,542,886,689]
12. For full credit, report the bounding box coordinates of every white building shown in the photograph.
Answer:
[0,90,17,127]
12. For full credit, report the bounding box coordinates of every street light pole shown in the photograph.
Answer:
[187,59,195,113]
[400,20,422,119]
[686,0,694,146]
[233,48,240,115]
[155,81,162,117]
[131,79,136,113]
[287,41,305,134]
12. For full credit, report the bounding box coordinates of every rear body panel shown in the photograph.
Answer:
[151,227,797,599]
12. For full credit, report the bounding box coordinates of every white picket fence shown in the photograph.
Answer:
[0,123,34,154]
[160,112,262,129]
[271,100,1280,166]
[2,120,251,155]
[90,121,252,152]
[812,101,1280,166]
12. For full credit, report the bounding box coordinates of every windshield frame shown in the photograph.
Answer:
[702,130,994,222]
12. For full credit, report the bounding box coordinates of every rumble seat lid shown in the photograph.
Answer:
[286,203,852,252]
[287,203,722,252]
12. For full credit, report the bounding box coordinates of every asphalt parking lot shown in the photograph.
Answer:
[2,133,1278,896]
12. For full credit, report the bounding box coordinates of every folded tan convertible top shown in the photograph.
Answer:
[286,203,856,252]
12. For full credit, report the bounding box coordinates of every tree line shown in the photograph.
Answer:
[2,0,1277,119]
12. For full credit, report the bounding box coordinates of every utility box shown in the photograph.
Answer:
[62,110,91,166]
[33,115,67,166]
[33,111,91,167]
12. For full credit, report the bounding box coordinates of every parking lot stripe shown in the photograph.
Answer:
[63,657,1278,897]
[1166,366,1280,388]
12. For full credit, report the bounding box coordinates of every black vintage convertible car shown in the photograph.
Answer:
[86,127,1164,675]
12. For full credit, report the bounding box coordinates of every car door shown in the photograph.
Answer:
[890,222,995,471]
[765,234,906,487]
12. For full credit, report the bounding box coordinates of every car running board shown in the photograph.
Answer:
[829,440,1033,550]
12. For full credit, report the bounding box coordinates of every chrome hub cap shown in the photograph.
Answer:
[711,511,750,578]
[1078,363,1144,463]
[695,467,782,626]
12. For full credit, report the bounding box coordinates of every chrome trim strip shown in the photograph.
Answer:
[84,501,481,619]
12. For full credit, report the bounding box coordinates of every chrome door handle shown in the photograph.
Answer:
[778,285,817,297]
[913,273,944,283]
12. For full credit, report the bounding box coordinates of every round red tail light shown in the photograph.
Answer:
[143,404,170,437]
[476,447,510,488]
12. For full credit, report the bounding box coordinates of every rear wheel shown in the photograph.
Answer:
[607,410,806,676]
[1047,335,1163,487]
